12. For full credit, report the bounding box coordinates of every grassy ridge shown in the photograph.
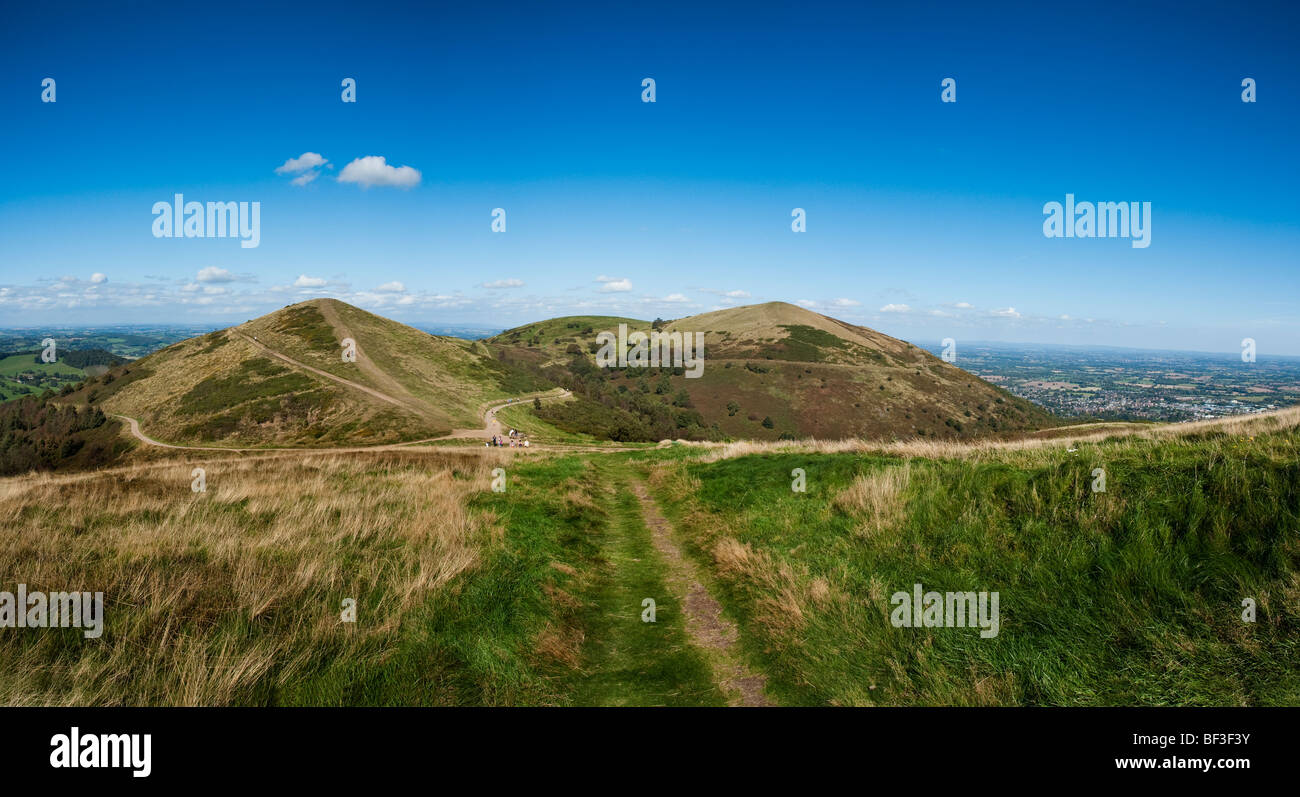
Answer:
[0,448,716,705]
[649,426,1300,705]
[0,451,606,705]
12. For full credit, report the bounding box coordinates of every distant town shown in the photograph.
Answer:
[922,341,1300,422]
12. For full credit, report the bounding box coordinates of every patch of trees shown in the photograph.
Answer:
[534,355,721,441]
[0,395,125,475]
[37,348,127,369]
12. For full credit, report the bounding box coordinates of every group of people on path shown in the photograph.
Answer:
[487,428,529,448]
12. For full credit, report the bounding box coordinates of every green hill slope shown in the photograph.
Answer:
[63,299,551,447]
[488,301,1055,441]
[646,408,1300,705]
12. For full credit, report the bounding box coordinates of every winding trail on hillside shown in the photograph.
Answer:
[113,388,572,452]
[232,331,409,409]
[112,388,571,453]
[309,300,429,414]
[628,477,772,706]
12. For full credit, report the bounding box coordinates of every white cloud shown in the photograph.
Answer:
[724,289,750,298]
[337,156,421,189]
[275,152,328,175]
[880,303,911,313]
[197,267,236,283]
[991,307,1021,318]
[953,301,973,309]
[376,281,405,293]
[796,299,817,308]
[89,273,107,284]
[832,298,861,307]
[663,293,689,303]
[276,152,330,186]
[294,274,327,288]
[482,278,524,289]
[596,276,632,293]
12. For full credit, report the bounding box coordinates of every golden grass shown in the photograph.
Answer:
[713,537,807,640]
[685,405,1300,464]
[0,449,500,705]
[833,464,912,538]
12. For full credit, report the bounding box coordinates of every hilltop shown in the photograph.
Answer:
[62,299,551,447]
[489,301,1055,441]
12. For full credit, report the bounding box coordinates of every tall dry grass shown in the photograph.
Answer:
[685,405,1300,464]
[833,464,912,538]
[0,449,506,705]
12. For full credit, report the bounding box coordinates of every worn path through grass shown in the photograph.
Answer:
[567,460,727,705]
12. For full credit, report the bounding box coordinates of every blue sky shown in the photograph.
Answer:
[1,0,1297,353]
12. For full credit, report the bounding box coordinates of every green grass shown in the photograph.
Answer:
[650,429,1300,706]
[564,461,725,706]
[0,353,87,400]
[285,456,607,705]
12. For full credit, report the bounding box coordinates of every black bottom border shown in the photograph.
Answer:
[3,706,1287,785]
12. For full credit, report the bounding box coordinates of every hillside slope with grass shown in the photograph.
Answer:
[1,405,1294,705]
[646,408,1300,705]
[489,301,1055,442]
[59,299,552,447]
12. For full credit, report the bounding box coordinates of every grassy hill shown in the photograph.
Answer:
[488,301,1055,441]
[0,406,1293,706]
[60,299,552,447]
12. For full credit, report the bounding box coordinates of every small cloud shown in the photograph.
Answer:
[482,278,525,289]
[832,298,861,307]
[1059,314,1071,320]
[724,289,750,298]
[294,274,327,288]
[277,152,330,186]
[880,303,911,313]
[991,307,1021,318]
[953,301,973,309]
[89,273,107,284]
[276,152,329,175]
[197,267,236,283]
[796,299,817,308]
[376,281,405,293]
[597,276,632,293]
[663,293,689,303]
[338,155,421,189]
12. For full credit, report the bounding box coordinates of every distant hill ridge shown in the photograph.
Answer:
[53,298,1058,446]
[489,301,1056,441]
